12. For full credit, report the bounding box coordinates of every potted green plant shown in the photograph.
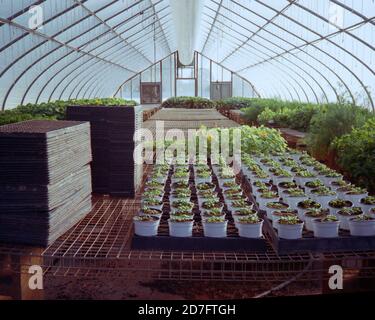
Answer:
[171,170,190,183]
[170,200,194,214]
[359,195,375,213]
[197,194,219,207]
[282,188,308,209]
[296,199,321,221]
[218,167,236,184]
[310,186,337,208]
[145,179,165,190]
[133,215,160,237]
[336,185,355,198]
[321,170,343,187]
[250,169,270,183]
[304,180,325,195]
[150,170,167,183]
[202,216,228,238]
[232,208,258,225]
[195,170,212,183]
[295,170,317,187]
[277,181,298,195]
[328,199,353,216]
[171,181,190,190]
[170,189,191,203]
[344,187,368,206]
[272,209,298,229]
[139,207,163,217]
[348,215,375,236]
[237,216,264,239]
[221,181,239,190]
[227,199,253,214]
[264,201,289,219]
[142,198,163,211]
[271,169,293,186]
[258,191,279,210]
[304,209,328,231]
[252,185,271,199]
[168,215,194,237]
[277,216,304,239]
[143,188,164,201]
[330,180,350,192]
[202,208,225,220]
[201,199,224,212]
[337,207,363,230]
[196,182,216,192]
[312,215,340,238]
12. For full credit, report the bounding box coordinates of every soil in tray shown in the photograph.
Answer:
[132,163,266,252]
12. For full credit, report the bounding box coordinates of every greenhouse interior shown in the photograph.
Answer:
[0,0,374,302]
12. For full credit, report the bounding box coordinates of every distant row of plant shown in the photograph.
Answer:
[161,97,215,109]
[221,97,374,192]
[0,98,137,126]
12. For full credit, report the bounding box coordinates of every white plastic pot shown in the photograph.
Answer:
[337,212,363,230]
[277,221,304,239]
[264,203,289,220]
[202,220,228,238]
[237,220,263,238]
[312,194,337,208]
[349,219,375,236]
[195,177,212,184]
[313,219,340,238]
[226,201,252,213]
[328,201,353,216]
[345,193,369,206]
[295,176,315,188]
[322,176,342,187]
[304,214,327,231]
[284,196,308,209]
[168,220,194,237]
[273,176,293,187]
[272,212,297,229]
[257,196,279,211]
[141,200,163,211]
[133,218,160,237]
[359,202,375,215]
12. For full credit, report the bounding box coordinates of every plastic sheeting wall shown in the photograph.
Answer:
[0,0,374,110]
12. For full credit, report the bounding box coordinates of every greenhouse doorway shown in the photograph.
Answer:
[140,83,162,104]
[210,81,232,100]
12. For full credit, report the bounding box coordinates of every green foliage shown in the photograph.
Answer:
[306,103,370,158]
[0,98,137,126]
[240,125,288,154]
[161,97,215,109]
[333,118,375,191]
[0,111,51,126]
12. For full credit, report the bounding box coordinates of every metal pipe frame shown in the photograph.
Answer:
[200,23,291,101]
[219,0,297,64]
[55,31,172,103]
[201,16,315,103]
[19,3,171,105]
[234,0,374,109]
[209,0,354,104]
[1,0,373,109]
[1,0,169,109]
[205,3,341,102]
[202,10,329,103]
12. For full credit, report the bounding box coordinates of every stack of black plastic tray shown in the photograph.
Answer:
[0,120,93,246]
[66,105,143,197]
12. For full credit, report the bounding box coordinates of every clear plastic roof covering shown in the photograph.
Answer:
[0,0,374,110]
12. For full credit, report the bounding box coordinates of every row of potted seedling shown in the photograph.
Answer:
[134,157,264,238]
[241,149,375,239]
